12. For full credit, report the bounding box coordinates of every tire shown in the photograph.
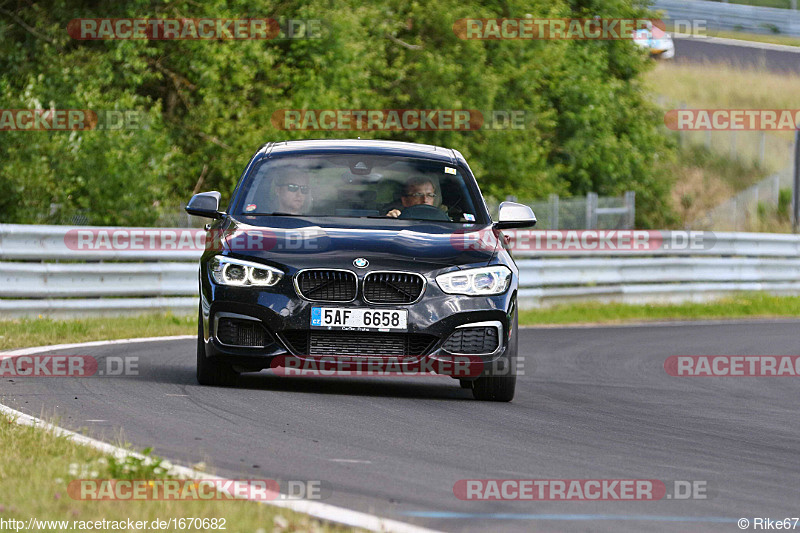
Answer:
[472,313,517,402]
[196,308,239,387]
[471,369,516,402]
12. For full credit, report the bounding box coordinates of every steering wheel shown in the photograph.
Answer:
[398,203,451,221]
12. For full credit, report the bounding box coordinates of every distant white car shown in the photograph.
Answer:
[633,23,675,59]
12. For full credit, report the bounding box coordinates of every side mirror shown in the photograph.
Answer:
[186,191,223,219]
[494,201,536,229]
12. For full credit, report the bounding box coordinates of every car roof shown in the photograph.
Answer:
[264,139,461,164]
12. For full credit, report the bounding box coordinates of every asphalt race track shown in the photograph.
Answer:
[674,37,800,73]
[3,320,800,532]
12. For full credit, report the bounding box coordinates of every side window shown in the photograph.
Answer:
[241,163,272,213]
[440,174,477,222]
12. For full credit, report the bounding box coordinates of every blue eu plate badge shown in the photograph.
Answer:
[311,307,322,326]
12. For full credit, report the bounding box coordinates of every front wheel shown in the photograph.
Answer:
[471,371,516,402]
[472,314,517,402]
[196,308,239,387]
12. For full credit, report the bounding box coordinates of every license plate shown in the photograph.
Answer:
[311,307,407,331]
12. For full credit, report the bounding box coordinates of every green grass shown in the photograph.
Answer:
[0,313,195,351]
[705,0,796,10]
[0,413,351,533]
[646,60,800,112]
[2,295,800,353]
[675,143,771,193]
[666,143,774,227]
[519,293,800,326]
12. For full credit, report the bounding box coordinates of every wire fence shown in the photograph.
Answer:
[39,203,206,228]
[655,95,798,232]
[656,97,796,174]
[490,192,636,230]
[691,165,794,231]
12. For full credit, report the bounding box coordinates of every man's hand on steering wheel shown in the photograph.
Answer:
[397,203,450,221]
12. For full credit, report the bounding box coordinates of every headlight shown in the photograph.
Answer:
[436,265,511,296]
[209,256,283,287]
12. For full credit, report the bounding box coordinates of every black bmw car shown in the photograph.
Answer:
[186,139,536,401]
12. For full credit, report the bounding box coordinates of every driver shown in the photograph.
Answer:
[385,176,436,218]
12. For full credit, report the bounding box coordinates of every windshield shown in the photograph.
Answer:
[233,154,486,224]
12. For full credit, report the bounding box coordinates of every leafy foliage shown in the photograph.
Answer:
[0,0,675,227]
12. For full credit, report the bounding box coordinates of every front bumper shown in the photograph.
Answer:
[200,276,517,373]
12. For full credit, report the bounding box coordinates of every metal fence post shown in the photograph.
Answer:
[759,132,766,167]
[794,128,800,233]
[774,173,780,206]
[679,103,687,148]
[586,192,598,229]
[624,191,636,229]
[549,193,559,229]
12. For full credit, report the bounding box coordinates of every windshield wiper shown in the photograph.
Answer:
[360,215,456,222]
[245,212,307,216]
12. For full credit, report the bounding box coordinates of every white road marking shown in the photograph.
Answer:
[330,459,373,464]
[0,335,195,356]
[0,336,441,533]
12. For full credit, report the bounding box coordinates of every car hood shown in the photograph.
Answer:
[218,216,498,271]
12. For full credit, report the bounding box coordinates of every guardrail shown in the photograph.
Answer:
[653,0,800,37]
[2,224,800,316]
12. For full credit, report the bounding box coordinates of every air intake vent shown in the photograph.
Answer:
[443,327,499,354]
[216,317,269,347]
[363,272,425,304]
[280,331,437,357]
[296,270,357,302]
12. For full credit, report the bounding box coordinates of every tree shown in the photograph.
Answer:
[0,0,675,227]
